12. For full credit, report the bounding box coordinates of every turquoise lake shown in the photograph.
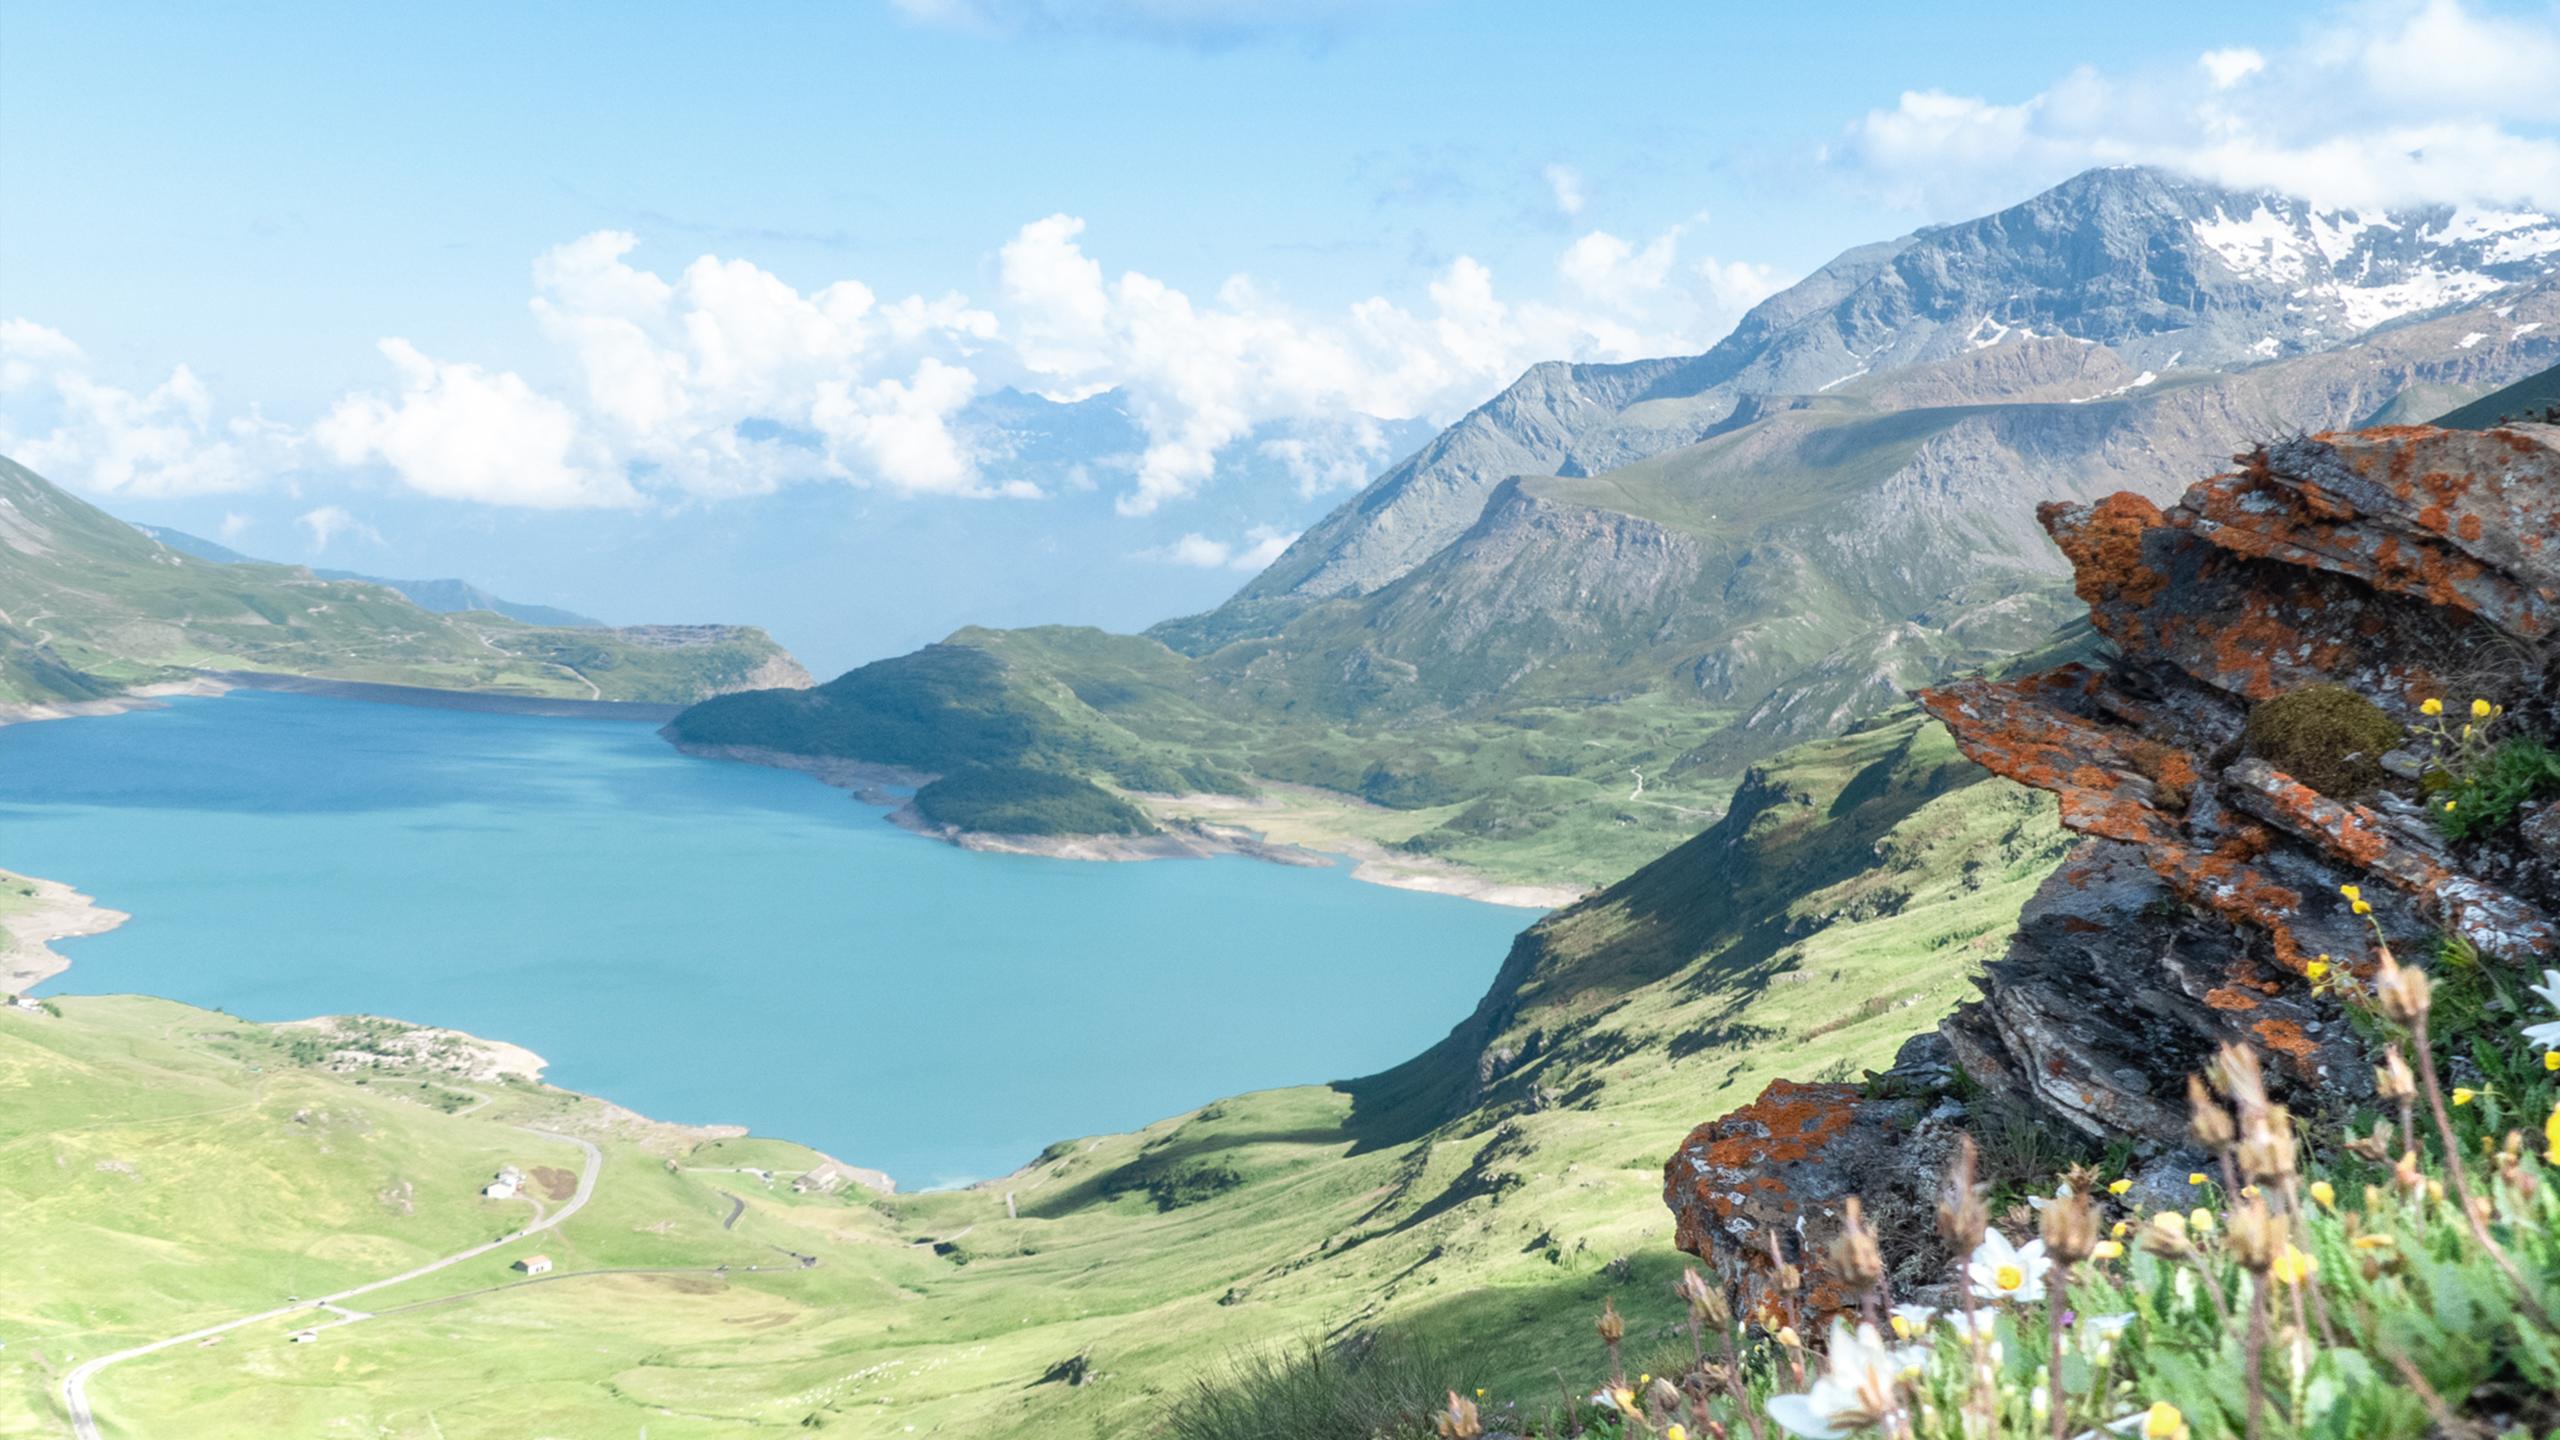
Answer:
[0,691,1533,1187]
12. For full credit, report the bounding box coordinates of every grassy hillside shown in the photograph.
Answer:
[9,711,2066,1438]
[0,457,803,707]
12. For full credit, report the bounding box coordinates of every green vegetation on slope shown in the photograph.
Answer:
[913,764,1160,836]
[9,711,2066,1438]
[0,456,801,706]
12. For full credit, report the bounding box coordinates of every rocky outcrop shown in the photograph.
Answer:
[1665,422,2560,1320]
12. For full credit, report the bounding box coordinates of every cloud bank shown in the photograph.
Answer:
[1835,0,2560,216]
[6,212,1777,515]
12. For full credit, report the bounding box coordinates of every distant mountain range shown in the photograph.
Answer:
[1209,165,2560,621]
[672,166,2560,889]
[131,523,607,629]
[0,459,809,710]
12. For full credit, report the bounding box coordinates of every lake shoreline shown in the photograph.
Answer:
[1,869,132,994]
[0,675,235,732]
[671,738,1578,909]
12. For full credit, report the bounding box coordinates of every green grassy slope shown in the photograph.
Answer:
[10,712,2066,1438]
[0,457,801,706]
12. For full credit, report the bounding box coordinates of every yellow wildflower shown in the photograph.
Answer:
[2306,956,2330,980]
[2189,1208,2215,1234]
[2309,1180,2336,1210]
[2187,1171,2208,1186]
[2453,1087,2476,1106]
[2111,1220,2131,1239]
[2545,1104,2560,1167]
[2543,1050,2559,1072]
[2143,1401,2191,1439]
[2351,1233,2395,1250]
[2094,1240,2125,1260]
[2353,899,2373,915]
[2107,1178,2132,1195]
[2240,1184,2261,1199]
[2420,697,2444,716]
[2472,698,2493,719]
[2445,800,2459,812]
[2339,884,2362,903]
[2270,1245,2316,1285]
[1667,1428,1688,1440]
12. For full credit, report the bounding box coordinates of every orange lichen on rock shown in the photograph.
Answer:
[1689,1079,1858,1172]
[2252,1018,2319,1063]
[1663,1074,1958,1332]
[2045,492,2169,612]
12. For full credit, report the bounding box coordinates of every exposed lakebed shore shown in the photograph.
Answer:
[0,869,131,994]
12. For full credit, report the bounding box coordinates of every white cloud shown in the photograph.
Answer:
[1544,163,1586,217]
[526,231,999,500]
[0,318,295,497]
[1145,523,1298,571]
[1258,416,1398,497]
[1153,532,1239,567]
[998,213,1777,515]
[11,212,1783,518]
[1230,524,1298,570]
[218,511,252,542]
[1838,0,2560,214]
[2307,0,2560,122]
[811,357,1017,499]
[297,504,380,553]
[2198,47,2265,90]
[315,339,632,509]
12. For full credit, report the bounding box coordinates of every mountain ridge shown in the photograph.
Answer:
[132,523,609,629]
[0,458,810,709]
[1197,165,2560,626]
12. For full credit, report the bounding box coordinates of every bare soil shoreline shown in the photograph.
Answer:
[0,870,133,994]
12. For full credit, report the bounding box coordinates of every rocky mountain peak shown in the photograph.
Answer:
[1205,168,2560,622]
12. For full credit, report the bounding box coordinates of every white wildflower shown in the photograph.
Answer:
[1764,1318,1928,1439]
[1967,1229,2048,1305]
[2523,969,2560,1050]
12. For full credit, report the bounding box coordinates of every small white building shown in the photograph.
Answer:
[482,1164,525,1200]
[289,1330,318,1344]
[514,1255,552,1275]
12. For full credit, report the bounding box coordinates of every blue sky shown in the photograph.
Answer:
[6,0,2558,672]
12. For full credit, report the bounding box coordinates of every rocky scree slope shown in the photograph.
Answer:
[1663,421,2560,1326]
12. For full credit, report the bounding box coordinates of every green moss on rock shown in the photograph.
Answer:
[2241,684,2402,798]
